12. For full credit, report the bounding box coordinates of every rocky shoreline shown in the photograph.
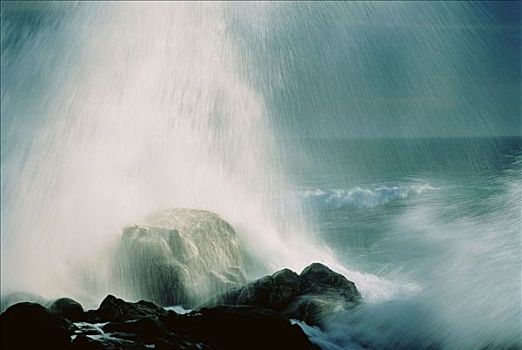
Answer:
[1,263,360,350]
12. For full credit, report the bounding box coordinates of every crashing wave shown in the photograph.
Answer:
[301,184,436,209]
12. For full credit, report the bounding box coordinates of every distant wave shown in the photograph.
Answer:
[300,184,436,209]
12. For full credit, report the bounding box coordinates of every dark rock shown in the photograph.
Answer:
[152,337,214,350]
[79,296,314,349]
[0,302,73,350]
[290,263,361,325]
[0,295,318,350]
[0,292,47,313]
[224,268,302,311]
[205,262,360,327]
[48,297,85,321]
[102,317,169,343]
[85,295,166,323]
[300,262,360,303]
[286,294,347,326]
[72,334,146,350]
[115,208,246,307]
[173,305,318,350]
[102,317,206,350]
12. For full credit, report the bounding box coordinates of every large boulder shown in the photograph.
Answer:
[115,208,246,307]
[48,297,85,322]
[0,302,73,349]
[84,295,166,323]
[0,292,47,313]
[288,263,361,324]
[208,262,361,326]
[300,263,360,302]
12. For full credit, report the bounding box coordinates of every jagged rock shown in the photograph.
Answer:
[85,295,166,323]
[207,262,360,326]
[289,263,361,325]
[116,208,246,307]
[70,296,194,348]
[0,263,355,348]
[1,295,318,350]
[300,262,360,302]
[215,268,302,311]
[48,297,85,321]
[78,296,316,349]
[165,305,318,350]
[0,302,73,349]
[102,317,169,343]
[72,334,147,350]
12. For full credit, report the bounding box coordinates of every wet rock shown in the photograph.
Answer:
[290,263,361,325]
[85,295,166,323]
[76,296,315,349]
[0,292,47,313]
[173,305,318,350]
[102,317,169,343]
[300,262,360,302]
[0,302,73,349]
[0,294,318,350]
[0,263,354,348]
[287,294,348,326]
[102,317,206,349]
[206,262,360,326]
[48,297,85,321]
[153,336,213,350]
[216,268,302,310]
[72,334,146,350]
[115,208,246,307]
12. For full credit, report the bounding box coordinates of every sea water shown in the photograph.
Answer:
[287,136,522,349]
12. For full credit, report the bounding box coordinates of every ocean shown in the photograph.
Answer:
[286,136,522,349]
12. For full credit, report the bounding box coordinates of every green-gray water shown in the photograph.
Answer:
[290,136,521,349]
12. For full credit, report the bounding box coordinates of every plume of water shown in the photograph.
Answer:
[1,2,326,304]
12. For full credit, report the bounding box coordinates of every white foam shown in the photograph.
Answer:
[303,163,522,349]
[301,184,437,209]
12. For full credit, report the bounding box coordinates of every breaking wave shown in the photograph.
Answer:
[301,184,437,209]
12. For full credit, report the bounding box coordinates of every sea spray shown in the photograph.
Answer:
[301,155,522,349]
[0,2,326,304]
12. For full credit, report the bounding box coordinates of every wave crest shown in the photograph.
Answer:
[301,184,436,209]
